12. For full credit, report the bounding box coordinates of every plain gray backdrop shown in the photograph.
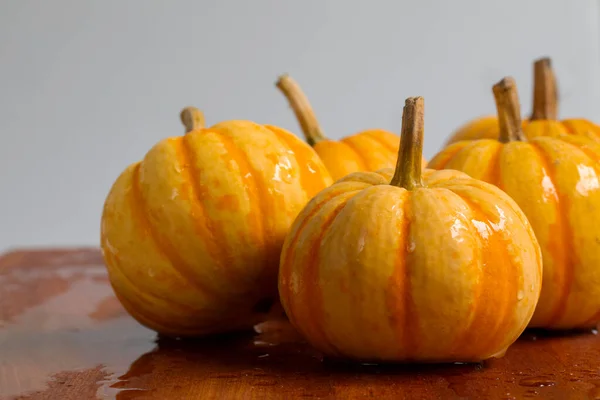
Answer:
[1,0,599,251]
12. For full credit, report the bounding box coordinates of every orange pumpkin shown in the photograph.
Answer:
[276,75,427,180]
[279,97,542,362]
[429,77,600,329]
[446,57,600,145]
[101,107,333,337]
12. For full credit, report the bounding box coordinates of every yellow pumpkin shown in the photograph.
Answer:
[279,97,542,362]
[429,77,600,329]
[101,107,333,337]
[445,57,600,145]
[276,75,427,180]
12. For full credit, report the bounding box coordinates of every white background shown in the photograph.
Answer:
[1,0,599,251]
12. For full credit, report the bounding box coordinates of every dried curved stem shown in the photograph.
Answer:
[276,75,327,146]
[390,97,424,190]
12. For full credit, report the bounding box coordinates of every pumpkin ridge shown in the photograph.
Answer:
[442,178,539,254]
[393,192,417,359]
[528,140,573,327]
[108,263,212,334]
[303,198,349,356]
[560,121,577,135]
[361,130,398,153]
[355,132,399,167]
[427,141,471,170]
[453,193,520,357]
[263,124,330,198]
[441,177,544,283]
[280,187,363,333]
[435,191,485,359]
[562,119,600,143]
[446,140,491,171]
[207,129,269,273]
[174,136,240,294]
[486,144,504,190]
[340,137,370,170]
[112,285,184,335]
[101,236,202,317]
[112,284,221,336]
[563,138,600,167]
[126,164,219,303]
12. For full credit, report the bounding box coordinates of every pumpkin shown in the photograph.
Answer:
[445,57,600,145]
[428,77,600,329]
[278,97,542,362]
[100,107,333,337]
[276,74,427,181]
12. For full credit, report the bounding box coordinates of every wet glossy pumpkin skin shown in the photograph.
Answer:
[429,79,600,329]
[101,108,333,337]
[279,98,542,362]
[276,75,426,180]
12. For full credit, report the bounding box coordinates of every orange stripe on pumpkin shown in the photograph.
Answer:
[529,141,573,327]
[209,130,270,266]
[168,137,236,294]
[265,125,331,198]
[279,187,362,339]
[473,199,520,356]
[448,196,519,358]
[128,164,218,302]
[427,141,470,170]
[362,130,399,153]
[302,200,349,356]
[486,145,504,190]
[386,193,417,359]
[339,138,369,171]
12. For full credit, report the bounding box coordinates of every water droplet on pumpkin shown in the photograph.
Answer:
[592,328,598,335]
[407,241,416,253]
[517,290,525,300]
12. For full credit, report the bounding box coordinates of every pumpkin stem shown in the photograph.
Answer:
[390,97,424,190]
[180,107,205,133]
[493,77,526,143]
[530,57,558,121]
[276,74,327,146]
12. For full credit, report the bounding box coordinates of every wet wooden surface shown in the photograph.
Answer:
[1,249,600,399]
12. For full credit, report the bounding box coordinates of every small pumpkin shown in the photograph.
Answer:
[101,107,333,337]
[446,57,600,145]
[279,97,542,362]
[276,75,427,181]
[429,77,600,329]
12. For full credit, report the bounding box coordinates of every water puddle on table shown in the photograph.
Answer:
[1,255,600,399]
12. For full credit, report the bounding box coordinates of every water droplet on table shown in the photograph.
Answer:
[519,376,556,387]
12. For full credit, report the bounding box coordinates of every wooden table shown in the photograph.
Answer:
[1,249,599,400]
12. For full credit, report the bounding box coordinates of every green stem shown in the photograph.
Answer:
[390,97,424,190]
